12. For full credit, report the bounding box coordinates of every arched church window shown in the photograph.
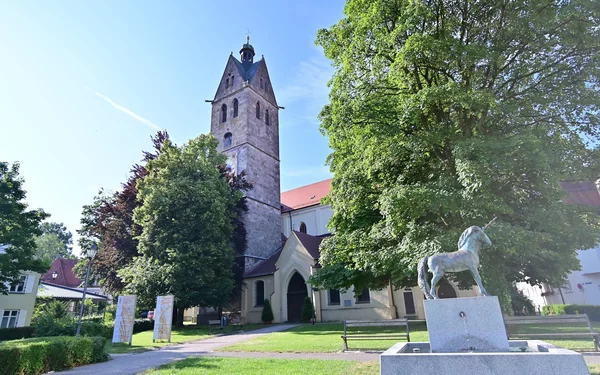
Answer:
[265,110,270,125]
[221,104,227,123]
[256,102,260,119]
[231,75,234,86]
[255,280,265,307]
[260,79,264,89]
[224,132,232,147]
[299,222,307,234]
[233,99,239,118]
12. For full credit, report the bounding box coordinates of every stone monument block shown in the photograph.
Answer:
[424,296,509,353]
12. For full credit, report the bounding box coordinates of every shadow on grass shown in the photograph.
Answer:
[145,357,219,373]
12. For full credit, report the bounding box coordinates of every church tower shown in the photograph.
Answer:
[210,38,282,270]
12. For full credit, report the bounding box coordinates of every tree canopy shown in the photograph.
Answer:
[312,0,600,310]
[35,222,74,263]
[118,134,243,315]
[0,162,48,294]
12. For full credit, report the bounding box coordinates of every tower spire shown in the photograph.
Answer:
[240,32,255,65]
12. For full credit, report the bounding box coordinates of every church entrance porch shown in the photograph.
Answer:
[286,272,308,322]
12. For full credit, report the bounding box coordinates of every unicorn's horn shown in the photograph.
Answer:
[482,217,497,231]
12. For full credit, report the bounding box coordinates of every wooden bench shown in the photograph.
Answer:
[504,314,599,351]
[341,319,410,351]
[208,319,222,333]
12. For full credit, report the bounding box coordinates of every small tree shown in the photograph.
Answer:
[261,299,274,323]
[301,297,313,322]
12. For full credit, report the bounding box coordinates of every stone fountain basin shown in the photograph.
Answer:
[380,340,589,375]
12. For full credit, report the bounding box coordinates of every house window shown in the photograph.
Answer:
[8,275,26,293]
[265,110,270,125]
[1,310,19,328]
[329,289,341,306]
[255,280,265,307]
[299,222,307,234]
[233,99,239,118]
[224,132,232,147]
[256,102,260,119]
[221,104,227,123]
[355,288,370,304]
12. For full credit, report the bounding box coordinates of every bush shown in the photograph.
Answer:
[33,315,74,337]
[301,296,313,322]
[33,314,112,339]
[542,304,600,321]
[133,319,154,333]
[0,326,35,341]
[261,299,274,322]
[0,336,108,375]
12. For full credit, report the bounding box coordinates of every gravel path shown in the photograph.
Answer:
[57,324,298,375]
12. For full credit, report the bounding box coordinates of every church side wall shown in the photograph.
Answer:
[318,286,396,322]
[282,204,334,238]
[242,275,275,324]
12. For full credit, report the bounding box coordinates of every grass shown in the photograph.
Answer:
[142,357,379,375]
[590,364,600,375]
[222,321,600,353]
[220,322,429,353]
[106,324,264,354]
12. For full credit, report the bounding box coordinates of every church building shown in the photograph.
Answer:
[209,39,476,323]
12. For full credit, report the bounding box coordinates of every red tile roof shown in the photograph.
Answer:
[561,181,600,207]
[41,258,87,288]
[280,178,332,212]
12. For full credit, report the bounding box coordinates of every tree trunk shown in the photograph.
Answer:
[175,307,185,327]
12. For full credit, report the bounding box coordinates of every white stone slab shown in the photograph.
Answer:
[424,296,509,353]
[380,341,589,375]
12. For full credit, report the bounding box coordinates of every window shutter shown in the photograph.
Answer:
[16,310,27,327]
[24,275,35,293]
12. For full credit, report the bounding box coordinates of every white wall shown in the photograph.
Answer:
[281,204,333,237]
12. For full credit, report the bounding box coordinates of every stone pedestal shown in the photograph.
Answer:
[424,296,509,353]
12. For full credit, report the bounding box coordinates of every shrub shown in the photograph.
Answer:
[261,299,274,322]
[133,319,155,333]
[33,315,74,337]
[33,314,112,339]
[0,336,108,375]
[542,304,600,321]
[0,326,35,341]
[301,296,313,321]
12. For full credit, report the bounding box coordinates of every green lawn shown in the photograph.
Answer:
[106,324,264,354]
[141,357,600,375]
[221,321,600,353]
[142,357,379,375]
[220,322,429,352]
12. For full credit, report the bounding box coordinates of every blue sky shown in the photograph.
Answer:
[0,1,344,254]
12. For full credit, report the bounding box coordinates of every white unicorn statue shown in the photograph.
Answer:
[418,218,497,300]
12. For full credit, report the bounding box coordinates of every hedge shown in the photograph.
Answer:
[0,336,108,375]
[33,316,112,339]
[133,319,154,333]
[542,304,600,321]
[0,327,35,341]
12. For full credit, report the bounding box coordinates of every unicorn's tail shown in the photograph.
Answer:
[418,256,433,300]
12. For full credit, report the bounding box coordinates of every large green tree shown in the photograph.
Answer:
[119,135,242,324]
[35,222,74,263]
[0,162,48,294]
[312,0,600,311]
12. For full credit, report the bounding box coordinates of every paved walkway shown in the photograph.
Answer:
[58,324,298,375]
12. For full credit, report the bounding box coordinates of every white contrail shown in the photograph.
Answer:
[87,87,162,131]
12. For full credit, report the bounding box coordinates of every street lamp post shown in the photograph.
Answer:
[75,244,98,336]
